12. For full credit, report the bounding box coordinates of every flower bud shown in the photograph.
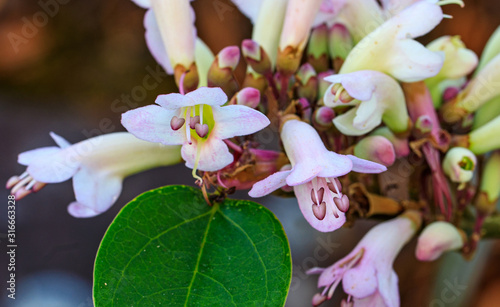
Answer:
[475,151,500,214]
[476,26,500,72]
[442,147,477,184]
[307,24,329,73]
[371,127,410,158]
[462,115,500,155]
[242,39,272,75]
[328,23,353,71]
[242,71,267,94]
[297,98,312,120]
[277,0,323,75]
[415,115,433,135]
[313,106,335,129]
[416,221,464,261]
[229,87,261,108]
[317,70,335,101]
[354,136,396,167]
[207,46,240,97]
[425,36,478,93]
[296,63,318,103]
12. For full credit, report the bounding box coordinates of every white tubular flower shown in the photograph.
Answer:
[7,132,182,218]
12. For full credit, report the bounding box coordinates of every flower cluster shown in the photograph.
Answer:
[8,0,500,306]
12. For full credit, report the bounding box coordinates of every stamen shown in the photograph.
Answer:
[6,176,20,189]
[312,202,327,220]
[191,144,203,183]
[334,85,344,102]
[199,104,204,126]
[25,179,37,190]
[195,123,209,138]
[11,176,32,194]
[189,116,200,129]
[185,107,192,144]
[317,187,325,204]
[437,0,464,7]
[442,14,453,19]
[170,116,186,130]
[311,189,318,205]
[19,171,29,180]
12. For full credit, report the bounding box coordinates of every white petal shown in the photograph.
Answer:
[26,149,81,183]
[144,9,173,74]
[49,132,71,148]
[18,147,62,166]
[333,107,377,136]
[131,0,151,9]
[347,155,387,173]
[185,87,228,107]
[69,168,123,218]
[231,0,263,23]
[181,137,234,172]
[248,170,292,197]
[212,105,270,139]
[121,105,185,145]
[376,270,400,307]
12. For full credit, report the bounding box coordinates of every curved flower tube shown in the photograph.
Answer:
[339,0,444,83]
[249,119,386,232]
[7,132,182,218]
[416,221,464,261]
[308,211,421,306]
[121,87,270,174]
[323,70,410,136]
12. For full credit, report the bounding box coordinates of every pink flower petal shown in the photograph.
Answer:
[181,137,234,172]
[376,270,400,307]
[155,92,193,109]
[346,155,387,174]
[26,149,81,183]
[69,168,123,218]
[131,0,151,9]
[248,170,292,197]
[121,105,185,145]
[294,182,346,232]
[212,105,270,139]
[343,265,378,298]
[231,0,263,24]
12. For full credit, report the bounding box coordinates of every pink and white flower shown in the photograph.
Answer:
[249,119,386,232]
[308,211,421,306]
[121,87,270,173]
[7,132,182,218]
[323,70,410,136]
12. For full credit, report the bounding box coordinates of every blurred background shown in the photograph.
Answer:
[1,0,499,306]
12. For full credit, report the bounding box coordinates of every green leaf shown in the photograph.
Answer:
[93,185,291,306]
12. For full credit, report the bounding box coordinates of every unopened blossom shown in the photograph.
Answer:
[425,36,478,106]
[354,136,396,167]
[340,0,444,82]
[122,87,270,175]
[323,70,410,136]
[475,152,500,214]
[249,119,386,232]
[6,132,182,218]
[442,147,477,184]
[416,221,464,261]
[308,211,421,306]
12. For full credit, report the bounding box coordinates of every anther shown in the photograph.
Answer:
[190,116,200,129]
[317,187,325,204]
[334,194,350,213]
[312,202,327,220]
[170,116,185,130]
[195,123,209,138]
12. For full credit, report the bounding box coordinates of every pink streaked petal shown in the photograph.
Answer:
[181,137,234,172]
[294,183,346,232]
[248,170,292,197]
[49,132,71,148]
[347,155,387,174]
[26,150,80,183]
[18,147,62,166]
[121,105,185,145]
[317,152,353,178]
[185,87,228,107]
[342,265,378,299]
[212,105,270,139]
[377,270,400,307]
[69,168,123,218]
[144,10,174,74]
[131,0,151,9]
[155,92,193,109]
